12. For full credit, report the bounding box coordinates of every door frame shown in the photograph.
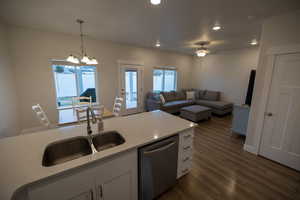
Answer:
[245,44,300,155]
[117,60,144,115]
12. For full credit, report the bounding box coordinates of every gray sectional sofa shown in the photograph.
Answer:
[146,89,233,115]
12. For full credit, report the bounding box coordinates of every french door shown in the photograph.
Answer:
[260,53,300,171]
[119,65,143,115]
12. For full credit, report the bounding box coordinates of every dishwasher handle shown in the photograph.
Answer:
[144,141,176,154]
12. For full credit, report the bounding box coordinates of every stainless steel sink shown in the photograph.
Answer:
[42,137,92,167]
[92,131,125,152]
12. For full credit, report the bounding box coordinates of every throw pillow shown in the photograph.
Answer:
[160,94,166,104]
[186,91,195,100]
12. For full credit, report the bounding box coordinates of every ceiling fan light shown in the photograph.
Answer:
[196,50,207,57]
[251,39,258,45]
[150,0,161,5]
[155,41,161,47]
[212,25,221,31]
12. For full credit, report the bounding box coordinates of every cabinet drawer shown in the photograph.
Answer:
[179,147,193,162]
[177,159,192,178]
[177,128,194,179]
[179,130,194,147]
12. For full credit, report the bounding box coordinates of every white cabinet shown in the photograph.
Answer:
[70,192,93,200]
[101,172,132,200]
[177,128,194,178]
[94,149,138,200]
[27,150,137,200]
[28,166,95,200]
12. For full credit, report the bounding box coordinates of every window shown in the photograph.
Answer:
[52,65,97,108]
[153,69,177,92]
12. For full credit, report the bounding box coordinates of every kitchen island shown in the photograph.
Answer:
[0,111,196,200]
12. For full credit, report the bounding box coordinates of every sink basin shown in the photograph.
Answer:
[42,137,92,167]
[92,131,125,152]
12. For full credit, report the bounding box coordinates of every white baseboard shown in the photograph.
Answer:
[243,144,258,155]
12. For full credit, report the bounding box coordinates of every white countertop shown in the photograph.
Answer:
[0,111,195,200]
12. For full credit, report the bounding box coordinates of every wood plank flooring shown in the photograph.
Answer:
[159,116,300,200]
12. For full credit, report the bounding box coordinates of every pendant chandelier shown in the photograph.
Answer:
[66,19,98,65]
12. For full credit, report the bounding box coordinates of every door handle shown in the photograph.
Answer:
[144,142,176,154]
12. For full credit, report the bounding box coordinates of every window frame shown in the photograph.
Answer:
[51,63,99,110]
[153,68,177,92]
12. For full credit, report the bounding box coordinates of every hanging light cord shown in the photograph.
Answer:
[77,19,85,57]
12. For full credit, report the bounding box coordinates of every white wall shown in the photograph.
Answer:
[245,10,300,153]
[7,25,194,131]
[0,23,20,138]
[191,48,259,104]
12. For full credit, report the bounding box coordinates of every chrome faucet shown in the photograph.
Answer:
[86,106,104,136]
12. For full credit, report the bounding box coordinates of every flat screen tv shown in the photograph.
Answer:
[245,70,256,106]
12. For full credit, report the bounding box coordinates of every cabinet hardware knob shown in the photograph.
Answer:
[183,146,191,150]
[183,157,190,162]
[184,135,191,139]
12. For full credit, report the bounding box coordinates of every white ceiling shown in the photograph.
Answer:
[1,0,300,55]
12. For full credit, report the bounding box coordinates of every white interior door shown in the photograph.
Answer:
[119,65,143,115]
[260,53,300,171]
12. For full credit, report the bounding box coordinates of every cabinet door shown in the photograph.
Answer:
[69,191,93,200]
[99,172,132,200]
[28,167,95,200]
[95,150,138,200]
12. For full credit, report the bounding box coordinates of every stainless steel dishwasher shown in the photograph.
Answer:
[139,135,179,200]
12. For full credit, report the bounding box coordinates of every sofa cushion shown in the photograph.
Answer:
[161,91,177,102]
[201,90,220,101]
[196,100,233,110]
[186,91,195,100]
[163,100,194,108]
[159,94,166,104]
[176,91,186,100]
[197,90,205,99]
[147,92,161,101]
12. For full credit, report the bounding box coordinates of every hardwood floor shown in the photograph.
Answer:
[159,116,300,200]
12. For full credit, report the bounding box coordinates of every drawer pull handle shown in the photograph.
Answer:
[183,157,190,162]
[184,135,191,139]
[183,146,191,150]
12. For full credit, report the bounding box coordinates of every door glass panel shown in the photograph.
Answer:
[77,66,97,103]
[164,70,176,91]
[53,65,77,107]
[125,70,138,109]
[153,69,163,92]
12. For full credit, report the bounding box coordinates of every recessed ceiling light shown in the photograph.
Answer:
[155,41,161,47]
[250,39,258,45]
[151,0,161,5]
[212,25,221,31]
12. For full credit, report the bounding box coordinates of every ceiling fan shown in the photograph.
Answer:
[195,41,210,57]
